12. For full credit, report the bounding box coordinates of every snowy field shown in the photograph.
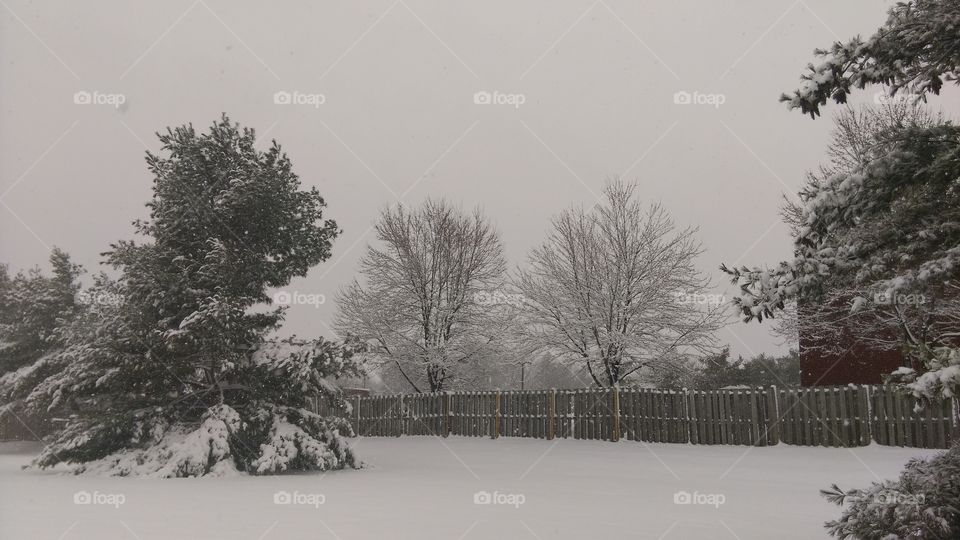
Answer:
[0,437,936,540]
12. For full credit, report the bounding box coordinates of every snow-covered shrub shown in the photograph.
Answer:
[34,404,357,477]
[822,443,960,539]
[51,406,239,478]
[245,406,356,474]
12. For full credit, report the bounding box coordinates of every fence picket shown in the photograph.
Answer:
[838,387,850,447]
[936,398,947,448]
[699,392,709,444]
[875,388,888,445]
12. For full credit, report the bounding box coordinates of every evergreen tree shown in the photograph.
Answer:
[723,123,960,399]
[692,349,800,389]
[821,443,960,538]
[771,6,960,535]
[0,249,83,438]
[782,0,960,118]
[0,248,82,375]
[22,116,363,477]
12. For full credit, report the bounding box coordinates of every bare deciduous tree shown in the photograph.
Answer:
[335,200,507,392]
[516,180,725,387]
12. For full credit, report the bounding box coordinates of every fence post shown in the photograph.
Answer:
[397,394,404,437]
[494,390,501,439]
[952,395,960,445]
[611,386,621,442]
[354,395,361,435]
[444,391,451,437]
[548,389,556,440]
[765,385,780,445]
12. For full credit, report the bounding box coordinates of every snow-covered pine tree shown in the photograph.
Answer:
[770,8,960,536]
[22,115,364,477]
[731,5,960,397]
[723,123,960,400]
[820,442,960,538]
[748,105,960,393]
[0,248,83,437]
[0,248,82,375]
[781,0,960,118]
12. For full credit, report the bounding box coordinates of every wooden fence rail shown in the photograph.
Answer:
[311,385,960,449]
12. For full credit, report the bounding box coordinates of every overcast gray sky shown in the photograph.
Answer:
[2,0,958,358]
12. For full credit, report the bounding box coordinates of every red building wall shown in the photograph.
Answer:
[800,339,905,386]
[798,299,907,386]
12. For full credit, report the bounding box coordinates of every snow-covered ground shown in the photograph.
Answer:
[0,437,937,540]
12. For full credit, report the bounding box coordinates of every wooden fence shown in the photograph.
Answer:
[311,385,960,449]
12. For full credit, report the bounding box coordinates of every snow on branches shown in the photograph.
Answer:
[33,404,358,477]
[821,441,960,538]
[781,0,960,117]
[335,199,509,393]
[518,180,725,387]
[725,123,960,399]
[3,117,362,477]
